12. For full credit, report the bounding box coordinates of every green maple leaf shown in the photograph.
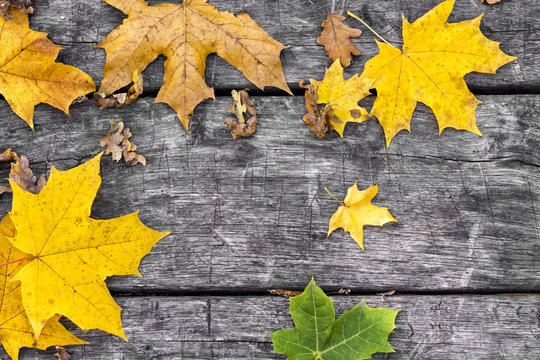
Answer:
[271,279,399,360]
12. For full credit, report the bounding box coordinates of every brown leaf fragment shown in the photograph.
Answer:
[377,290,396,304]
[480,0,501,3]
[10,154,46,194]
[337,288,351,295]
[1,149,45,195]
[300,80,336,139]
[1,0,39,19]
[0,148,16,162]
[318,11,362,67]
[95,71,143,109]
[224,89,258,139]
[100,120,146,166]
[54,346,71,360]
[268,289,303,298]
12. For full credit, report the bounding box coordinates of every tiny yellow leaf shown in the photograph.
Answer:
[327,183,397,250]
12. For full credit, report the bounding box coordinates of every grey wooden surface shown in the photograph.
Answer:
[0,0,539,358]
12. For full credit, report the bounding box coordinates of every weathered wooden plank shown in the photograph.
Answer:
[8,295,540,359]
[26,0,539,93]
[1,95,539,292]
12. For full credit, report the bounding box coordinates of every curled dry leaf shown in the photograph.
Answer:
[1,0,39,19]
[318,11,362,67]
[0,149,45,196]
[100,120,146,166]
[268,289,302,298]
[95,71,143,109]
[54,346,71,360]
[224,89,258,139]
[300,80,334,139]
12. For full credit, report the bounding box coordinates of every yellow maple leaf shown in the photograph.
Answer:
[0,9,95,130]
[354,0,516,146]
[0,215,86,360]
[7,153,169,340]
[309,60,373,137]
[97,0,291,132]
[327,183,397,250]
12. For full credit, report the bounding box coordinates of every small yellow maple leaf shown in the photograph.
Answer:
[309,60,373,137]
[327,183,397,250]
[0,215,86,360]
[97,0,291,132]
[7,153,170,340]
[0,9,95,130]
[354,0,516,146]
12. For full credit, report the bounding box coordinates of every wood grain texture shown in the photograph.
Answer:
[1,95,539,292]
[24,0,539,93]
[6,295,540,359]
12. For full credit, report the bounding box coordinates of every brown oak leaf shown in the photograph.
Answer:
[224,90,258,139]
[318,11,362,67]
[0,149,45,195]
[299,80,339,139]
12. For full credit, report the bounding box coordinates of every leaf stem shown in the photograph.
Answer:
[347,11,392,46]
[0,257,34,268]
[324,187,345,207]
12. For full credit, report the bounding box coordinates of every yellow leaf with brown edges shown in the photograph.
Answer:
[355,0,516,146]
[97,0,291,132]
[327,183,397,250]
[306,60,373,137]
[318,11,362,67]
[7,153,169,340]
[0,9,95,130]
[0,215,87,360]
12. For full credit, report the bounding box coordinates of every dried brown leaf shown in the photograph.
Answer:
[100,120,146,166]
[300,80,335,139]
[10,155,46,194]
[224,89,258,139]
[318,11,362,67]
[0,148,17,162]
[1,0,39,19]
[268,289,302,298]
[480,0,501,4]
[95,71,143,109]
[54,346,71,360]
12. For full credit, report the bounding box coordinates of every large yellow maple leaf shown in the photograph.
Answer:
[6,153,169,340]
[0,9,95,130]
[97,0,291,132]
[358,0,516,146]
[328,183,397,250]
[0,215,86,360]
